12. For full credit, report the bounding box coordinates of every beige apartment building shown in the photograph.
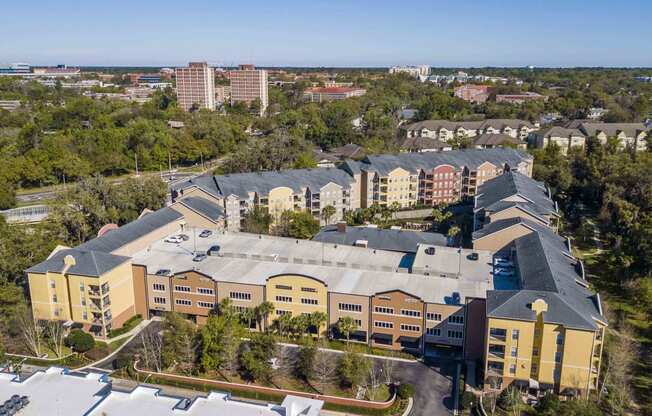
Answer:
[528,127,586,154]
[230,64,268,115]
[175,62,215,111]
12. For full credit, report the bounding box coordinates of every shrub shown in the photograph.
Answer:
[65,329,94,353]
[397,383,415,399]
[460,391,476,409]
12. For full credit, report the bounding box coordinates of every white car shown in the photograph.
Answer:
[164,235,182,244]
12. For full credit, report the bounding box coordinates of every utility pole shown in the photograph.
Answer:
[135,153,139,176]
[168,151,172,175]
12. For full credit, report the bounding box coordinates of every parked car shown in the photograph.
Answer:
[164,235,182,244]
[193,252,207,262]
[155,269,172,276]
[179,234,190,241]
[494,268,514,276]
[494,258,513,266]
[207,245,221,256]
[199,230,212,238]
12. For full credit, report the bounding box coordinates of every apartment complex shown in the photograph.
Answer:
[469,172,605,395]
[175,62,216,111]
[172,148,533,230]
[26,167,606,396]
[404,119,538,142]
[388,65,430,78]
[529,122,649,152]
[229,64,268,115]
[0,366,323,416]
[454,84,491,103]
[302,87,367,102]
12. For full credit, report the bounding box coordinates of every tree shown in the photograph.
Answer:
[273,313,293,337]
[431,204,452,231]
[138,328,163,372]
[239,332,276,382]
[18,310,44,357]
[497,387,520,416]
[336,316,359,346]
[321,205,337,225]
[46,321,66,358]
[242,206,272,234]
[312,345,337,393]
[65,329,94,353]
[200,313,245,378]
[296,341,316,380]
[286,211,320,239]
[162,312,197,374]
[337,351,371,388]
[308,311,327,339]
[447,225,461,239]
[254,301,275,332]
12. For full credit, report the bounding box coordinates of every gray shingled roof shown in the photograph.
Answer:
[405,119,534,132]
[475,172,557,218]
[530,126,585,139]
[313,225,447,253]
[26,248,130,277]
[214,167,355,198]
[472,217,562,241]
[473,133,525,146]
[579,122,647,138]
[178,196,224,222]
[77,207,182,253]
[487,231,604,330]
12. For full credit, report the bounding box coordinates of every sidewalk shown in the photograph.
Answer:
[278,342,417,363]
[79,319,152,371]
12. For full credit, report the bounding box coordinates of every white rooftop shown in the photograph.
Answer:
[131,229,493,304]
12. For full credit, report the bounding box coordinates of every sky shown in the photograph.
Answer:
[2,0,651,68]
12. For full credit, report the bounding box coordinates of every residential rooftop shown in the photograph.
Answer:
[130,229,493,305]
[313,224,447,253]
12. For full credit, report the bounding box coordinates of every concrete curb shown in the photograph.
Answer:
[278,342,418,363]
[78,320,152,371]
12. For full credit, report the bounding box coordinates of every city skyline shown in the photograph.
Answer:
[2,0,651,67]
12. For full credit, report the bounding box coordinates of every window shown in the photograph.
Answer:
[534,328,542,338]
[174,285,191,293]
[426,313,442,321]
[555,352,562,363]
[301,298,318,305]
[175,299,192,306]
[427,327,441,336]
[531,364,538,373]
[275,295,292,303]
[338,303,362,313]
[401,309,421,318]
[374,321,393,329]
[54,309,60,317]
[79,283,84,292]
[509,364,517,375]
[49,280,56,289]
[229,292,251,301]
[275,284,292,290]
[556,332,564,345]
[448,315,464,325]
[447,330,463,339]
[533,347,539,356]
[511,346,517,357]
[490,328,507,340]
[197,301,215,309]
[301,287,317,293]
[512,329,519,340]
[153,283,166,292]
[82,311,88,320]
[275,309,290,316]
[153,297,166,304]
[197,287,214,295]
[400,324,420,332]
[374,306,394,315]
[52,294,58,303]
[81,298,86,306]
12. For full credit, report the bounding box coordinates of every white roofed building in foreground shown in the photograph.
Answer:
[0,367,323,416]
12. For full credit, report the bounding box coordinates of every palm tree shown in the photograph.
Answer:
[321,205,337,225]
[336,316,359,346]
[290,315,309,338]
[218,297,235,319]
[241,307,255,330]
[274,313,292,338]
[309,311,328,339]
[254,301,275,332]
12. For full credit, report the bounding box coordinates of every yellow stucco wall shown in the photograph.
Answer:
[266,274,328,333]
[267,187,295,221]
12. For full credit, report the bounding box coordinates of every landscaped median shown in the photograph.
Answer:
[132,360,407,415]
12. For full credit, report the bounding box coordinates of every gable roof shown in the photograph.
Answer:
[313,225,447,254]
[531,126,585,139]
[579,122,647,138]
[475,171,557,218]
[77,207,182,254]
[400,136,452,151]
[177,196,224,222]
[487,231,604,330]
[473,133,525,146]
[26,248,130,277]
[472,216,562,241]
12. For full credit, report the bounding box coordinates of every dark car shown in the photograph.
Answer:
[207,245,221,256]
[179,234,190,241]
[199,230,212,238]
[155,269,172,276]
[193,252,207,262]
